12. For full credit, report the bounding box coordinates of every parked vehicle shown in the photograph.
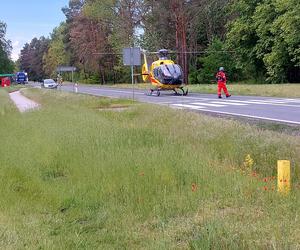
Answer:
[0,77,11,87]
[41,79,58,89]
[16,72,28,84]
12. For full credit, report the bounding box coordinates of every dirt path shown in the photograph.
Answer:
[9,91,40,112]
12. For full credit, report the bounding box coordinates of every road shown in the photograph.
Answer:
[33,83,300,125]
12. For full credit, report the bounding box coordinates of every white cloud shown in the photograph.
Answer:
[11,40,25,61]
[12,41,20,47]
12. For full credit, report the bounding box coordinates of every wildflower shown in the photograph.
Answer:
[251,172,258,177]
[244,154,254,170]
[263,186,268,191]
[263,178,268,182]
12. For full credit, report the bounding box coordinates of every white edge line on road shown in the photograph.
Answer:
[191,109,300,125]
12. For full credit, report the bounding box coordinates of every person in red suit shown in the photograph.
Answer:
[216,67,231,98]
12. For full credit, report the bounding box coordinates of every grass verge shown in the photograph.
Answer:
[1,84,27,93]
[0,88,299,249]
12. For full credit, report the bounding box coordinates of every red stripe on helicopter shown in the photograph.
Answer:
[150,78,159,84]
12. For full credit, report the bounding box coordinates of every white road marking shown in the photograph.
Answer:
[190,109,300,125]
[249,99,295,104]
[225,100,300,108]
[172,104,207,110]
[284,100,300,103]
[210,101,247,106]
[250,99,300,104]
[166,95,300,107]
[191,102,226,107]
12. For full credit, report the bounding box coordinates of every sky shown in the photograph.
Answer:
[1,0,69,61]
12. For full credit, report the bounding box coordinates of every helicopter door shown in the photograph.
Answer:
[154,64,183,85]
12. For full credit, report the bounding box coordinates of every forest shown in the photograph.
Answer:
[2,0,300,84]
[0,21,14,74]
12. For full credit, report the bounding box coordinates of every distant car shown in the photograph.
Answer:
[42,79,58,89]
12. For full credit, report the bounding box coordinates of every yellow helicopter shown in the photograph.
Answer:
[141,49,188,96]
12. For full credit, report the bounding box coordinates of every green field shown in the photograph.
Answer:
[107,83,300,98]
[0,87,300,249]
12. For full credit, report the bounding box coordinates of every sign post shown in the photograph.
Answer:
[56,66,77,92]
[56,66,77,75]
[123,48,141,101]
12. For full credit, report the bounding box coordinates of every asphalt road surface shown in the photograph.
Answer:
[34,83,300,126]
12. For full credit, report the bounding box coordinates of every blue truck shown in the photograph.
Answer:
[16,72,28,84]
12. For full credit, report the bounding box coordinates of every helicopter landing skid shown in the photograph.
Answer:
[146,88,160,96]
[174,87,188,96]
[146,87,188,97]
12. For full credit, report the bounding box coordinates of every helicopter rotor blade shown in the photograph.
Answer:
[93,52,123,55]
[142,50,235,55]
[92,50,235,56]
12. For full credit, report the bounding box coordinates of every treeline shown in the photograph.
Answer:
[0,21,14,74]
[19,0,300,84]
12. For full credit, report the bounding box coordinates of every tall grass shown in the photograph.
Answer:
[0,88,299,249]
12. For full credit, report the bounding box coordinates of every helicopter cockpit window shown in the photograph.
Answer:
[153,64,183,85]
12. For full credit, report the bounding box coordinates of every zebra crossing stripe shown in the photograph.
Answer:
[172,104,206,110]
[225,100,300,107]
[210,101,247,106]
[225,100,273,104]
[249,99,300,104]
[191,102,225,107]
[249,99,290,104]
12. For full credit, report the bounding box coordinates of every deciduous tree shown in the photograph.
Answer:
[0,21,14,73]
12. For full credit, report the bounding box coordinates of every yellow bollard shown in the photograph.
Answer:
[277,160,291,194]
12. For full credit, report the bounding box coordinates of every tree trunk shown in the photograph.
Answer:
[171,0,189,84]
